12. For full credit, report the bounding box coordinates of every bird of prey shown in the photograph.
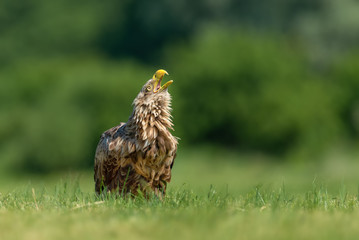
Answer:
[94,69,178,197]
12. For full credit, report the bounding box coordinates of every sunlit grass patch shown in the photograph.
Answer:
[1,149,359,240]
[1,179,359,240]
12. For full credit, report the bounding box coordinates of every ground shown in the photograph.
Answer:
[1,147,359,240]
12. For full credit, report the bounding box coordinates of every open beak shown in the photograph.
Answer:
[153,69,173,93]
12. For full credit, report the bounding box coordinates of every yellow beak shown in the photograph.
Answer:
[153,69,173,93]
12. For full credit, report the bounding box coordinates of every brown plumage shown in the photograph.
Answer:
[94,69,178,197]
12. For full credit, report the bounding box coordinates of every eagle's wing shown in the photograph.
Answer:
[94,122,137,194]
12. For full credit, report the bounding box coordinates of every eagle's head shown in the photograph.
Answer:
[133,69,173,107]
[141,69,172,97]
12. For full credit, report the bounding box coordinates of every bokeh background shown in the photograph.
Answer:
[1,0,359,178]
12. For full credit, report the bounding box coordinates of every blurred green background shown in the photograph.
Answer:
[1,0,359,174]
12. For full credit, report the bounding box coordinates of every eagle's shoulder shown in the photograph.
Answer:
[100,122,126,140]
[95,123,126,162]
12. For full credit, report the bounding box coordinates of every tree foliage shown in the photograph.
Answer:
[0,0,359,172]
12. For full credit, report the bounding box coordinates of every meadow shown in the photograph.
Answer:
[1,147,359,240]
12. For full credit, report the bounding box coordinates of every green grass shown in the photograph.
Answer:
[1,147,359,240]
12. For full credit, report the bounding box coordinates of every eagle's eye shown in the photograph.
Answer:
[146,85,152,92]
